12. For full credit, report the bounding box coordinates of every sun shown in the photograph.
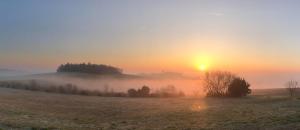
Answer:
[195,56,211,71]
[199,64,207,71]
[193,55,212,72]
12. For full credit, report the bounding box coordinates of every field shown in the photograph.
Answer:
[0,88,300,130]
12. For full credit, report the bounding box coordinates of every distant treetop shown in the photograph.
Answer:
[57,63,123,75]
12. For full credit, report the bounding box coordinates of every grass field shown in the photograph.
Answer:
[0,87,300,130]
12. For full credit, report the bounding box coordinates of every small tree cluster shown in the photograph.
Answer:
[285,80,299,97]
[203,71,251,97]
[127,86,150,97]
[152,85,185,97]
[57,63,122,75]
[127,85,185,98]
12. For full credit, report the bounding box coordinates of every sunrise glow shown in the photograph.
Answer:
[1,1,300,129]
[1,0,300,89]
[199,64,207,71]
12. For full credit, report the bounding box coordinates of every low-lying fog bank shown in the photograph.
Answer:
[0,72,203,96]
[1,71,297,97]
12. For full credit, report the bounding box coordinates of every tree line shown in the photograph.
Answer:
[57,63,123,75]
[0,80,185,98]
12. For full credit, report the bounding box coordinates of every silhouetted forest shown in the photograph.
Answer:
[57,63,123,75]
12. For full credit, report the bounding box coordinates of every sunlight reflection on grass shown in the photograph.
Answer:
[190,102,207,112]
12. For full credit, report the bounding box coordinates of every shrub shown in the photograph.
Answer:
[127,86,151,97]
[227,77,251,97]
[128,88,138,97]
[138,86,150,97]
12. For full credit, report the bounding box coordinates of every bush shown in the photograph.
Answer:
[227,77,251,97]
[138,86,150,97]
[128,88,138,97]
[128,86,151,97]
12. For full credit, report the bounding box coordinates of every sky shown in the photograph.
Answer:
[1,0,300,75]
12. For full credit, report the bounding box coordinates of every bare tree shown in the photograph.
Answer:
[203,71,236,97]
[285,80,298,97]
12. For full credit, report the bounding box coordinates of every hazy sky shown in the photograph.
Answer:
[1,0,300,73]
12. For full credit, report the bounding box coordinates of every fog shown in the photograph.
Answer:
[0,69,31,79]
[241,72,300,89]
[0,72,203,96]
[1,70,300,96]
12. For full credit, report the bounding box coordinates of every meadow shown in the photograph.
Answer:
[0,87,299,130]
[2,0,300,129]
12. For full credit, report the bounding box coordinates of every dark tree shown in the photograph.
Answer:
[128,88,138,97]
[128,86,150,97]
[138,86,150,97]
[227,77,251,97]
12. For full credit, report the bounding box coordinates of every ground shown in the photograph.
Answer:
[0,88,300,130]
